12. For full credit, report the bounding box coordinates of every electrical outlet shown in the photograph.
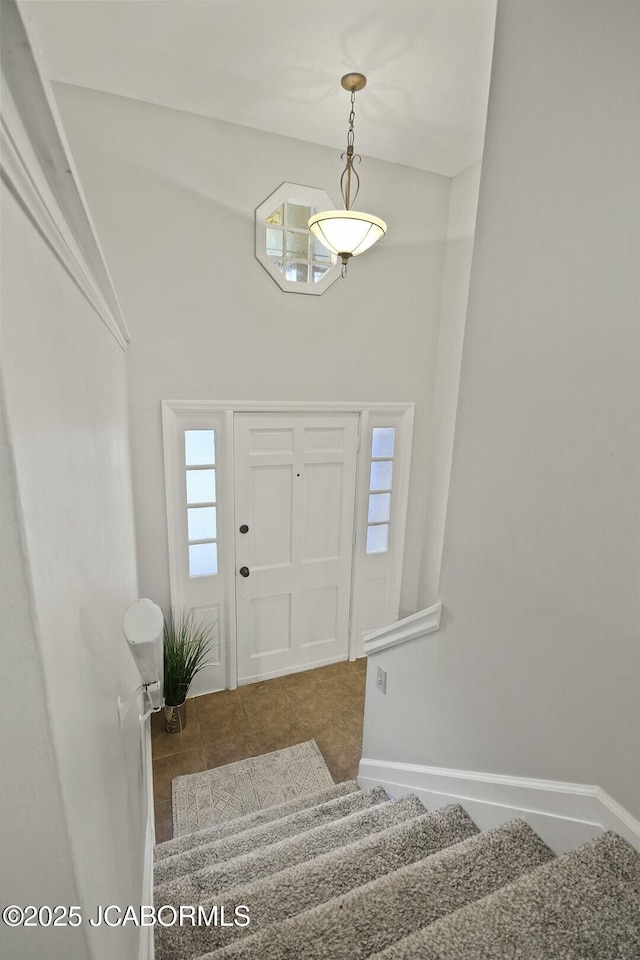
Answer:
[376,665,387,694]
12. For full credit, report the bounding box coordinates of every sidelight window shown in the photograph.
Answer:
[366,427,395,554]
[184,430,218,576]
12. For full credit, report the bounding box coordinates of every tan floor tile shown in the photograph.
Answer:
[154,800,173,844]
[319,740,362,783]
[235,679,282,700]
[307,682,363,710]
[243,695,291,729]
[312,725,361,754]
[300,693,362,728]
[313,661,357,683]
[269,671,319,695]
[333,697,365,723]
[252,720,314,755]
[347,669,367,691]
[153,747,206,805]
[151,708,203,760]
[274,665,331,686]
[198,702,250,740]
[324,683,364,705]
[284,682,326,709]
[330,758,361,782]
[196,687,245,712]
[204,733,261,769]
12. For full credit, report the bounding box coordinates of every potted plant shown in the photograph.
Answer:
[163,610,216,733]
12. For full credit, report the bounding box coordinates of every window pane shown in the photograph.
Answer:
[369,460,393,491]
[189,542,218,576]
[266,205,283,225]
[286,231,309,259]
[368,493,391,524]
[187,506,217,541]
[286,202,311,229]
[312,237,333,263]
[185,430,215,466]
[312,265,330,283]
[285,262,309,282]
[372,427,395,458]
[266,227,283,257]
[366,524,389,554]
[186,469,216,504]
[273,259,284,273]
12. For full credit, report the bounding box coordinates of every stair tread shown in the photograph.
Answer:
[368,830,640,960]
[154,803,479,960]
[202,818,554,960]
[155,785,389,885]
[155,780,360,860]
[154,793,426,907]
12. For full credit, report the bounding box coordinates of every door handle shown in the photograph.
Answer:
[239,566,250,578]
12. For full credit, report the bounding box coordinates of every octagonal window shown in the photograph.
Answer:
[255,183,340,295]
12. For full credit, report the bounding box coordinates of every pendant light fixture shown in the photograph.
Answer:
[309,73,387,277]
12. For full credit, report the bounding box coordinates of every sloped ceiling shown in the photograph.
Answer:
[21,0,496,176]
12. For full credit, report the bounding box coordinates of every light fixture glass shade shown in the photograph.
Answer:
[308,210,387,258]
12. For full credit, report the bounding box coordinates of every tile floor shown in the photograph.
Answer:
[152,658,367,843]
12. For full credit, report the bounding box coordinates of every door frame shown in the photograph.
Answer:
[162,400,415,691]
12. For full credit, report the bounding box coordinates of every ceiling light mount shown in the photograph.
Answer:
[340,72,367,93]
[309,73,386,278]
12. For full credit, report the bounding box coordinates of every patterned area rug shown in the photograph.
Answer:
[172,739,334,836]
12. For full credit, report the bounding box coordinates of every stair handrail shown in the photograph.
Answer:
[363,602,442,656]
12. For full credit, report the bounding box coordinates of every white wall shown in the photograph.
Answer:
[363,0,640,820]
[418,160,481,606]
[1,177,144,958]
[49,83,451,629]
[0,391,83,959]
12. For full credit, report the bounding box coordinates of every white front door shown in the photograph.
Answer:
[234,413,359,683]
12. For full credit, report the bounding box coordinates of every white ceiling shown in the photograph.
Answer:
[22,0,496,177]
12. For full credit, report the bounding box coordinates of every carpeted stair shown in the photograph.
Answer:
[154,780,640,960]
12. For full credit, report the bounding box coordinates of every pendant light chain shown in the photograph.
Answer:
[340,87,361,211]
[347,89,357,152]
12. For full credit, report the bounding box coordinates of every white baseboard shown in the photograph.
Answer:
[358,757,640,854]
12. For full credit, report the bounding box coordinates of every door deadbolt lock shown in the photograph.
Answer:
[239,524,249,534]
[239,566,250,578]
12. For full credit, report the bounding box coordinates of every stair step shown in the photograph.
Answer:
[155,785,389,885]
[368,830,640,960]
[155,780,360,861]
[154,804,479,960]
[154,793,426,908]
[205,819,554,960]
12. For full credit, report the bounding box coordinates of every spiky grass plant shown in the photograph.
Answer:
[163,610,217,706]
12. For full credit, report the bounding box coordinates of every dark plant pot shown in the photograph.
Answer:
[164,701,186,734]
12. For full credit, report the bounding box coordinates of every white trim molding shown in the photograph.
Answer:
[140,718,155,960]
[1,1,129,349]
[358,757,640,855]
[364,602,442,655]
[162,400,415,415]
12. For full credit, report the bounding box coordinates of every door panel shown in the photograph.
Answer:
[302,585,338,648]
[251,465,293,567]
[250,593,292,657]
[235,413,358,683]
[303,461,343,560]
